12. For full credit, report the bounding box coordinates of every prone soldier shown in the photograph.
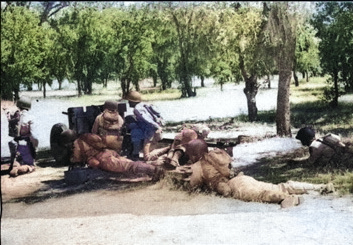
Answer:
[174,140,334,208]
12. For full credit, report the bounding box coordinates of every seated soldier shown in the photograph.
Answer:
[177,141,334,208]
[124,91,164,161]
[61,129,164,182]
[7,96,38,177]
[295,127,353,166]
[91,100,125,153]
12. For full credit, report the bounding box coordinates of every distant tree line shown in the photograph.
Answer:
[1,1,352,136]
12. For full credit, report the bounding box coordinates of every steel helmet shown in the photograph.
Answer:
[296,127,315,146]
[103,100,119,111]
[185,139,209,163]
[180,129,198,145]
[125,91,142,103]
[192,124,211,139]
[16,96,32,110]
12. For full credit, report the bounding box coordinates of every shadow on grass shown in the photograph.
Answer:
[231,100,353,137]
[236,147,353,194]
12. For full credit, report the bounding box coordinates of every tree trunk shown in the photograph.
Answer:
[201,75,205,87]
[293,57,299,86]
[239,55,259,122]
[293,71,299,87]
[243,75,259,122]
[267,74,271,88]
[331,72,339,107]
[305,71,309,83]
[42,81,47,98]
[276,69,292,137]
[121,78,127,98]
[152,73,157,87]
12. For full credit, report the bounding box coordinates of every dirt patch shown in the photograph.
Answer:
[2,149,353,245]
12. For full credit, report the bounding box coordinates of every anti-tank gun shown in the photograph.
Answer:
[49,102,239,166]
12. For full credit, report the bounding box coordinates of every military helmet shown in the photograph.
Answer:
[16,96,32,110]
[103,100,119,111]
[185,139,209,163]
[60,129,78,144]
[192,124,211,139]
[180,129,198,145]
[125,91,142,103]
[296,127,315,146]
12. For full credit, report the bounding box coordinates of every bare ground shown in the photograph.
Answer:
[1,148,353,245]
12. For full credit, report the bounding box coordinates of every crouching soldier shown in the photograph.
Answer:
[161,125,211,168]
[61,130,164,182]
[7,96,38,177]
[295,127,353,167]
[91,100,125,153]
[178,141,334,208]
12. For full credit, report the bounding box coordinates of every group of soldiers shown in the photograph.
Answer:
[6,92,352,208]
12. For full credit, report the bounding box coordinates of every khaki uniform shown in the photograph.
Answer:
[70,133,158,178]
[308,134,353,166]
[91,109,124,153]
[186,148,334,208]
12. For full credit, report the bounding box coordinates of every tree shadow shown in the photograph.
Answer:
[290,100,353,136]
[4,168,152,205]
[236,147,353,187]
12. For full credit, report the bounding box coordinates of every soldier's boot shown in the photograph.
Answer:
[216,181,232,197]
[134,162,165,182]
[17,165,33,175]
[9,167,19,177]
[280,195,304,209]
[320,183,335,194]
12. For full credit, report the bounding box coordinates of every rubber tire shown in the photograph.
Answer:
[50,123,69,166]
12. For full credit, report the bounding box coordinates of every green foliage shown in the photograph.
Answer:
[311,2,353,104]
[1,6,45,99]
[109,6,154,95]
[295,22,321,77]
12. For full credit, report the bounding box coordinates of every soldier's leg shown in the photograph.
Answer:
[146,146,171,161]
[142,141,151,160]
[129,161,165,182]
[281,180,334,194]
[8,140,18,171]
[169,149,183,167]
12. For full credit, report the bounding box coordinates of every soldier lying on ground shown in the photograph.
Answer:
[295,126,353,167]
[61,129,164,182]
[91,100,125,153]
[175,139,334,208]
